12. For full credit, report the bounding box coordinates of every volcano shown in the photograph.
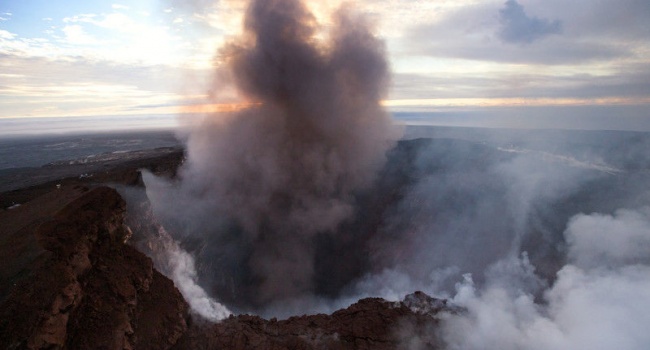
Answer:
[3,0,650,347]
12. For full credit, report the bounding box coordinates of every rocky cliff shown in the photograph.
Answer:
[0,186,188,349]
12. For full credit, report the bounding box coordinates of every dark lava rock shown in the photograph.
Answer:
[403,291,465,316]
[172,291,458,350]
[0,186,188,350]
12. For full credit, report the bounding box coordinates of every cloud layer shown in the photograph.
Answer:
[1,0,649,130]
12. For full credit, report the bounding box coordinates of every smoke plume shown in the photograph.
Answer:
[146,0,396,313]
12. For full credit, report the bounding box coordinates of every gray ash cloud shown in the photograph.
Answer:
[146,0,397,311]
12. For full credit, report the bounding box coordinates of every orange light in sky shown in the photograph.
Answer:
[179,102,260,115]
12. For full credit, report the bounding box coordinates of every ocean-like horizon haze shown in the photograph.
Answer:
[135,0,650,349]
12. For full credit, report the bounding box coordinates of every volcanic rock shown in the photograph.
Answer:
[403,291,464,316]
[172,291,457,350]
[0,186,188,350]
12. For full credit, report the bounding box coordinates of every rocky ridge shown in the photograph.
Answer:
[0,186,188,349]
[173,292,456,350]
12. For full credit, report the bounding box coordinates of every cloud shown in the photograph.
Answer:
[0,52,197,118]
[391,64,650,102]
[390,0,650,122]
[498,0,562,44]
[405,0,648,65]
[550,0,650,40]
[166,0,219,15]
[0,30,16,40]
[406,4,620,65]
[62,25,96,45]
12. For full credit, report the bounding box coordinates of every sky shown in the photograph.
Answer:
[0,0,649,134]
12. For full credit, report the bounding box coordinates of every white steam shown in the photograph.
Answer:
[566,208,650,269]
[131,173,232,321]
[441,207,650,350]
[165,236,232,322]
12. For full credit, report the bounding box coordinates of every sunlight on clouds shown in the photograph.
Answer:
[50,11,190,66]
[0,82,186,119]
[0,29,16,40]
[0,73,24,79]
[394,54,623,79]
[195,0,246,36]
[62,25,96,45]
[384,97,650,109]
[179,102,260,115]
[0,83,161,98]
[0,32,64,59]
[356,0,483,39]
[393,56,496,75]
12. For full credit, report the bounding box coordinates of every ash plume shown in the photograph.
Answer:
[147,0,397,311]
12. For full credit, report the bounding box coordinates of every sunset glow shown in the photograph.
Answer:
[1,0,649,132]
